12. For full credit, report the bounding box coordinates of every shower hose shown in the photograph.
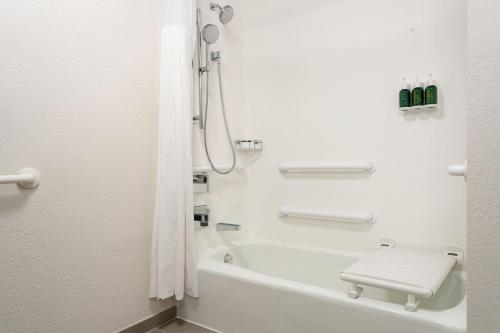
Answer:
[203,58,237,175]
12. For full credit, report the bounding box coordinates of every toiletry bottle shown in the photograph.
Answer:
[399,77,412,111]
[425,73,438,107]
[412,76,424,108]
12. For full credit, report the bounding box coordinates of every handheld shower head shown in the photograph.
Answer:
[210,2,234,25]
[202,24,220,44]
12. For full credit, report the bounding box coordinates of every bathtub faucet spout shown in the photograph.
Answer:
[216,223,241,231]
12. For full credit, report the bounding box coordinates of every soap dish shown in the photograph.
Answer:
[235,139,263,151]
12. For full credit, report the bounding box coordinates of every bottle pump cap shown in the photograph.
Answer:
[426,73,436,86]
[413,76,424,88]
[401,77,411,90]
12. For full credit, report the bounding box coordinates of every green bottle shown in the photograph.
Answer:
[412,76,424,109]
[399,77,412,111]
[425,73,438,107]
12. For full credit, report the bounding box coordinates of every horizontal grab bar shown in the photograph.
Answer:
[448,161,467,181]
[448,165,465,176]
[0,168,40,189]
[278,207,376,224]
[279,162,376,174]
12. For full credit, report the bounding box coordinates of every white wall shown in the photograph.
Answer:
[0,1,174,332]
[241,0,467,253]
[467,0,500,331]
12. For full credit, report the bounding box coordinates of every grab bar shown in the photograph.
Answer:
[279,162,376,174]
[0,168,40,189]
[448,161,467,181]
[278,207,376,224]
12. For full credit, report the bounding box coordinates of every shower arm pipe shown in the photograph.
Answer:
[0,168,40,189]
[278,207,376,224]
[279,162,376,174]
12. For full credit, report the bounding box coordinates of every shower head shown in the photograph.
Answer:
[210,2,234,25]
[202,24,220,44]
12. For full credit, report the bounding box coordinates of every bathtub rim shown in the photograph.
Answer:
[197,239,466,332]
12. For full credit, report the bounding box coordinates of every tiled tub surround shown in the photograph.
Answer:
[179,241,466,333]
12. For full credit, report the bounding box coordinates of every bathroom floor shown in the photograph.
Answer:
[147,319,215,333]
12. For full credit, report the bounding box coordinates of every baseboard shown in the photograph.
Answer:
[177,316,222,333]
[117,306,177,333]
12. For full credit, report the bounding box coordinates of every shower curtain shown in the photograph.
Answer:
[150,0,198,301]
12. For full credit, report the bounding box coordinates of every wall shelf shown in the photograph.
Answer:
[400,104,439,112]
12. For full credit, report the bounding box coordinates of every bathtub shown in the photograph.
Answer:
[179,241,466,333]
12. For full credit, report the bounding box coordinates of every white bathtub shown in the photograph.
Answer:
[179,241,466,333]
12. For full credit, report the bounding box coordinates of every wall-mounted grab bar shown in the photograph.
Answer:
[279,162,376,174]
[278,207,376,224]
[448,161,467,181]
[0,168,40,189]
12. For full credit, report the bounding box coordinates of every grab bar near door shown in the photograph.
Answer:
[0,168,40,189]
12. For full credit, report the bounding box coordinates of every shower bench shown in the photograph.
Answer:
[340,240,463,312]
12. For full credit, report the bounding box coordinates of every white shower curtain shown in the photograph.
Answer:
[150,0,198,301]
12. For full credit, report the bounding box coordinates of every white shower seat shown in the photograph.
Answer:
[340,245,459,312]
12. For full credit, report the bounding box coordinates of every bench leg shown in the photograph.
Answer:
[405,294,420,312]
[348,283,364,299]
